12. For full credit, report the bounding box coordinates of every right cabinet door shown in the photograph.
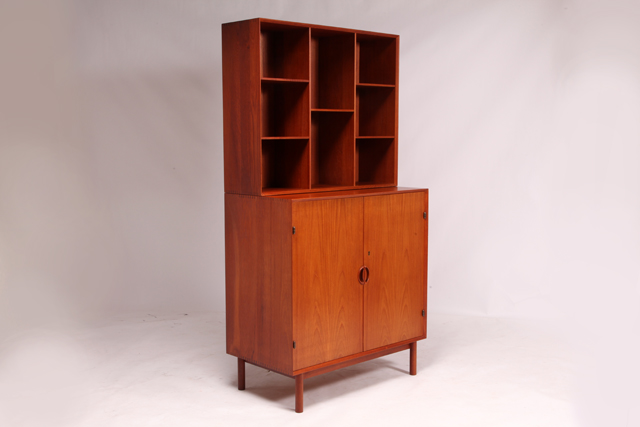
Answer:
[363,192,425,351]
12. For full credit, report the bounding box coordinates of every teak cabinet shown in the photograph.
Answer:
[222,18,429,413]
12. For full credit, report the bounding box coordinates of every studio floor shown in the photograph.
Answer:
[0,313,577,426]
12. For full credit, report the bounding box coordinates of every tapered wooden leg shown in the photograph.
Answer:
[295,374,304,413]
[409,342,417,375]
[238,358,245,390]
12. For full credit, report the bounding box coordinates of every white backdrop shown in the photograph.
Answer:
[1,0,639,424]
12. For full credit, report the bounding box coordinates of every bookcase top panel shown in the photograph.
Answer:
[223,17,399,39]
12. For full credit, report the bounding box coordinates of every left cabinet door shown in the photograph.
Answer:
[292,198,364,370]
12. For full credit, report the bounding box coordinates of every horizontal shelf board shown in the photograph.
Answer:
[262,136,310,140]
[311,184,354,190]
[311,109,354,113]
[261,77,309,83]
[261,187,312,195]
[356,135,395,139]
[356,181,395,186]
[356,83,395,88]
[269,186,424,201]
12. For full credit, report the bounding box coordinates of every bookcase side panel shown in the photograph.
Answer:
[222,20,262,195]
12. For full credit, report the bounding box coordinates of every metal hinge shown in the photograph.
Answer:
[293,341,296,349]
[422,309,425,317]
[292,227,296,235]
[423,212,427,219]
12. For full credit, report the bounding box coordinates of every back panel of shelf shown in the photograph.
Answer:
[356,34,397,85]
[262,138,310,192]
[310,30,355,110]
[261,81,310,137]
[356,137,395,186]
[356,86,396,137]
[260,23,309,80]
[311,111,355,188]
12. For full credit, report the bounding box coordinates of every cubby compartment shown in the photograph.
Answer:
[261,81,309,137]
[357,35,396,85]
[356,138,395,185]
[310,30,355,110]
[260,23,309,80]
[262,139,309,192]
[311,112,355,188]
[357,86,395,137]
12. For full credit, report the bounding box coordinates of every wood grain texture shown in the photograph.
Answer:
[272,186,425,200]
[292,198,364,370]
[363,192,425,351]
[311,112,355,187]
[223,18,399,196]
[310,32,355,110]
[357,34,397,85]
[225,194,293,375]
[261,138,309,191]
[356,137,395,185]
[357,86,396,137]
[260,24,309,80]
[261,81,310,137]
[222,19,261,196]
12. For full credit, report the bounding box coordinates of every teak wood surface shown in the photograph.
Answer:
[222,18,399,196]
[223,18,428,413]
[292,198,364,370]
[225,194,293,375]
[363,192,425,350]
[225,188,428,378]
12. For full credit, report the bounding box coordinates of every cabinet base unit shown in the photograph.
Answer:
[225,187,429,412]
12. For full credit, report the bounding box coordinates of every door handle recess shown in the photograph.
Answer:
[358,266,370,285]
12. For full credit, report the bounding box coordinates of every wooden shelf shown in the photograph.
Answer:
[223,18,398,195]
[262,77,309,83]
[262,136,310,140]
[311,109,354,113]
[356,83,395,88]
[356,135,395,139]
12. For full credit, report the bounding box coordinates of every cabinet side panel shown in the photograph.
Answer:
[225,194,293,374]
[222,20,261,195]
[364,192,425,351]
[424,189,429,338]
[292,198,364,370]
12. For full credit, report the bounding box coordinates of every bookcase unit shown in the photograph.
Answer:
[222,18,428,413]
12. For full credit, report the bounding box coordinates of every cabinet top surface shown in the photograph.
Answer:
[267,186,427,201]
[222,17,399,38]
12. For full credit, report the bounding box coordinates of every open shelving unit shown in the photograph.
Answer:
[223,18,399,195]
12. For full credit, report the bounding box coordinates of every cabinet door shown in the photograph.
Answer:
[364,192,425,351]
[292,198,364,370]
